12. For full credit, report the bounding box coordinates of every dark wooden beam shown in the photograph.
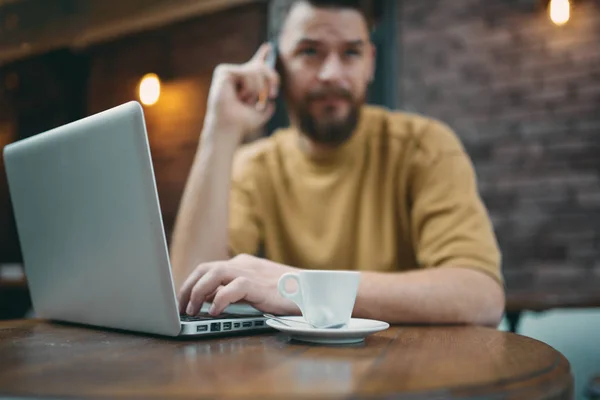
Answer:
[0,0,262,65]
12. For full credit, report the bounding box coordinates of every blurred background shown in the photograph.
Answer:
[0,0,598,398]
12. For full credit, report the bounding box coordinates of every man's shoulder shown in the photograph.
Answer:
[231,131,290,179]
[233,136,277,165]
[364,105,466,160]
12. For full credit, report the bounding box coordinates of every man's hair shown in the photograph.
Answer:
[299,0,373,29]
[305,0,364,10]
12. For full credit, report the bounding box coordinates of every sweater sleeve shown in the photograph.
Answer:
[409,121,503,285]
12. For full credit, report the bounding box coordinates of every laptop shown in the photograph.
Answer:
[3,101,269,337]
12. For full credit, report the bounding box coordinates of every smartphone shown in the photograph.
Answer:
[259,40,279,109]
[266,39,278,70]
[263,39,289,134]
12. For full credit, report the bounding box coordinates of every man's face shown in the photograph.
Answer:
[278,2,375,146]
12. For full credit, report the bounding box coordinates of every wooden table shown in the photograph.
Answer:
[0,320,573,399]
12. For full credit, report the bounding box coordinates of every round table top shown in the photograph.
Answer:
[0,319,572,399]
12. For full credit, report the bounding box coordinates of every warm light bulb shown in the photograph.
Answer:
[549,0,570,26]
[139,73,160,106]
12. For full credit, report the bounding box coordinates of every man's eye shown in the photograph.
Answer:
[345,49,362,57]
[301,47,318,56]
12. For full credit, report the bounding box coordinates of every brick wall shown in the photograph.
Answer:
[400,0,600,286]
[86,2,267,243]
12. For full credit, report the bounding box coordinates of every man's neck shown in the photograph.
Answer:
[296,134,343,161]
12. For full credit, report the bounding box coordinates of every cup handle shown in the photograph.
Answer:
[278,273,304,312]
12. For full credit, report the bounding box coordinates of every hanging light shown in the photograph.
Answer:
[138,73,161,106]
[549,0,570,26]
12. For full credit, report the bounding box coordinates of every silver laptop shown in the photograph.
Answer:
[3,101,269,337]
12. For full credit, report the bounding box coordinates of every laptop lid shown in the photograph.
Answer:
[3,101,181,336]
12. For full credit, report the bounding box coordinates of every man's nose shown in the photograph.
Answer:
[318,53,344,84]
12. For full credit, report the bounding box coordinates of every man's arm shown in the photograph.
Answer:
[169,131,238,292]
[354,267,505,327]
[366,119,505,326]
[177,254,505,326]
[170,43,278,293]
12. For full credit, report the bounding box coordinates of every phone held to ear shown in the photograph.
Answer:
[258,40,279,111]
[267,40,278,69]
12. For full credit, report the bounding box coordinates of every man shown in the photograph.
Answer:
[170,0,505,326]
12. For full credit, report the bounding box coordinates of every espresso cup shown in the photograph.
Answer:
[277,270,360,328]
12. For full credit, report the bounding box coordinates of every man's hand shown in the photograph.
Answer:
[177,254,300,317]
[204,42,279,143]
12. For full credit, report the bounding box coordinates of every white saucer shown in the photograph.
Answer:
[266,317,389,344]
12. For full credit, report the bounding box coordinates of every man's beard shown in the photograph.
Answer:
[292,87,361,147]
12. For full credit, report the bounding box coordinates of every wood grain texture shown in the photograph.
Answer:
[0,320,572,399]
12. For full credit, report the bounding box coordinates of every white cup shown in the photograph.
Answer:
[277,270,360,328]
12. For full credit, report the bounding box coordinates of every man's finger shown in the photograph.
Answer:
[257,65,279,110]
[205,285,224,303]
[258,101,276,123]
[241,92,257,105]
[187,265,234,315]
[265,66,280,99]
[231,68,261,100]
[256,75,270,111]
[209,277,251,316]
[250,42,272,64]
[177,263,211,314]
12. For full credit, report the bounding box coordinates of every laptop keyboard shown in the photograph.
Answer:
[180,312,254,322]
